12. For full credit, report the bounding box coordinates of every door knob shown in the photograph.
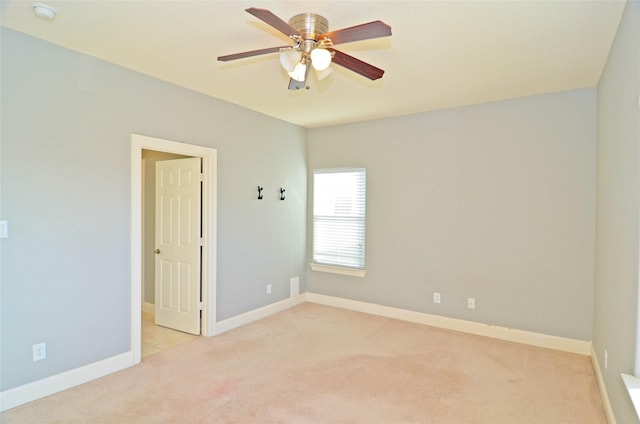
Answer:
[154,249,161,254]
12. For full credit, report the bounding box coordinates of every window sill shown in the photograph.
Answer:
[622,373,640,419]
[309,263,366,277]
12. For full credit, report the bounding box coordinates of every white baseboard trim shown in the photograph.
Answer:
[0,293,596,413]
[214,294,306,335]
[0,351,134,412]
[305,292,592,356]
[0,296,306,412]
[591,344,617,424]
[141,302,155,315]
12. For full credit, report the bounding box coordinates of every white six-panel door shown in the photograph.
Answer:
[154,157,202,335]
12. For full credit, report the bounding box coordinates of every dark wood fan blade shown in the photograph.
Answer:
[245,7,301,38]
[329,49,385,80]
[218,46,289,62]
[320,21,391,46]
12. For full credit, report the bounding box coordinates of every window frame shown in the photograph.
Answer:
[310,167,366,277]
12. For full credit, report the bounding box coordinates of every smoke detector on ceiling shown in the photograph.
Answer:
[33,3,56,20]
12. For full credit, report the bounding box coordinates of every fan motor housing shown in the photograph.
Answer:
[289,13,329,41]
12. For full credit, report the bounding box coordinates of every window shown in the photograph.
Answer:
[312,168,366,275]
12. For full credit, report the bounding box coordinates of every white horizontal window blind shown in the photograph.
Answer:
[313,168,366,269]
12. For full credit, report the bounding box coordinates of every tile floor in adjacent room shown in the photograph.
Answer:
[141,311,198,357]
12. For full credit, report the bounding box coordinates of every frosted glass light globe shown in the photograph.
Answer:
[288,63,308,82]
[315,66,333,80]
[310,48,331,71]
[280,50,301,72]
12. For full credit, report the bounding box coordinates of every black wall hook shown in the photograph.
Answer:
[257,186,263,200]
[280,188,286,201]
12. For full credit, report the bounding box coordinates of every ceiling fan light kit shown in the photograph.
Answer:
[279,49,301,72]
[315,66,333,81]
[310,48,331,71]
[288,61,309,82]
[218,7,391,90]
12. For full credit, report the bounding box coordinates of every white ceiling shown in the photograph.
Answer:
[1,0,626,128]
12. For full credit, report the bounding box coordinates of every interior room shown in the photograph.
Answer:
[1,1,639,422]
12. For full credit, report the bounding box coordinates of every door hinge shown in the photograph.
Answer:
[199,237,204,246]
[200,173,204,182]
[198,302,203,311]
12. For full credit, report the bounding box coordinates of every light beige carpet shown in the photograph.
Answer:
[2,303,606,423]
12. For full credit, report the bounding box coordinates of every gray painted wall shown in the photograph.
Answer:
[593,1,640,422]
[307,88,597,341]
[0,28,307,391]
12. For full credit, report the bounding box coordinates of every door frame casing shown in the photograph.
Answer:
[131,134,217,364]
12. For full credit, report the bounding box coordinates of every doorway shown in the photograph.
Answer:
[131,134,218,364]
[142,152,199,355]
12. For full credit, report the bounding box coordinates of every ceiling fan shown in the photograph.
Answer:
[217,8,392,90]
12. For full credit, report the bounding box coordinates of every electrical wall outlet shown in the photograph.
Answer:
[266,284,272,295]
[433,292,441,304]
[33,342,46,361]
[467,298,476,309]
